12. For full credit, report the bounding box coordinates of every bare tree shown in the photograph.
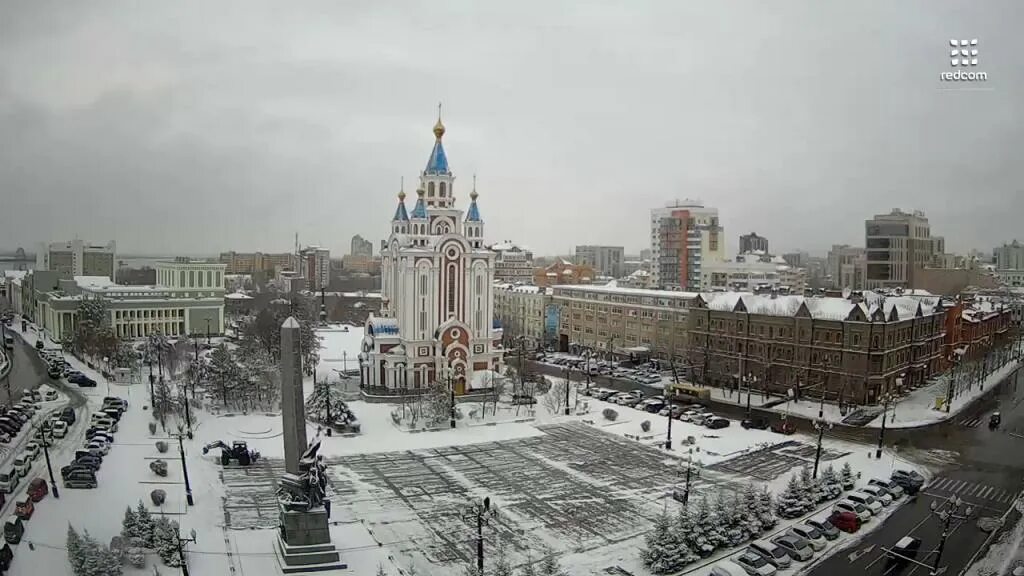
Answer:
[541,379,567,416]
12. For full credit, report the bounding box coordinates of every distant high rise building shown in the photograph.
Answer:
[299,246,331,291]
[994,240,1024,270]
[650,200,724,290]
[37,239,116,280]
[865,209,940,289]
[350,235,374,258]
[218,251,295,274]
[574,245,624,278]
[738,232,769,255]
[827,245,866,289]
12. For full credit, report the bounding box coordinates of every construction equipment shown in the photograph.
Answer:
[202,440,260,466]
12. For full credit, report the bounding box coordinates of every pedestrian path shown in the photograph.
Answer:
[925,476,1019,505]
[955,415,984,428]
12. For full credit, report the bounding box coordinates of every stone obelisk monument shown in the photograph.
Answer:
[280,317,307,475]
[275,317,346,573]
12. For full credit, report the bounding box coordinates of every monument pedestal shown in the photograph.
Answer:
[275,505,347,573]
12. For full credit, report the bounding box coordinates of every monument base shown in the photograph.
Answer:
[276,506,346,573]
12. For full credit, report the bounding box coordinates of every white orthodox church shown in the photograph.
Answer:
[359,115,503,395]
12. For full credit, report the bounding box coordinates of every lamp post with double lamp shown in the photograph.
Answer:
[38,419,59,499]
[928,496,973,576]
[744,373,757,419]
[462,496,495,572]
[812,418,833,478]
[876,392,894,459]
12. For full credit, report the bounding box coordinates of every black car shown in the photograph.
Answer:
[73,455,102,471]
[741,418,769,430]
[644,401,666,413]
[61,464,96,479]
[885,537,922,573]
[69,374,97,387]
[47,365,64,379]
[891,469,925,494]
[806,518,840,541]
[103,396,128,409]
[0,421,18,436]
[75,449,103,463]
[60,407,77,425]
[705,417,731,429]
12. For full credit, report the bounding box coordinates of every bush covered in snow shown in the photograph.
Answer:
[641,420,651,432]
[602,408,618,421]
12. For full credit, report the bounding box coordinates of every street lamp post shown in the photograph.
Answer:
[174,433,195,506]
[175,528,198,576]
[564,366,571,416]
[744,373,757,419]
[665,402,673,451]
[205,318,211,345]
[928,496,973,576]
[876,393,892,459]
[39,420,59,499]
[681,447,698,506]
[103,356,110,396]
[462,496,494,571]
[447,367,456,429]
[812,418,833,478]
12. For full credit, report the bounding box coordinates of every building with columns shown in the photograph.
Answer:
[37,258,226,342]
[360,115,503,396]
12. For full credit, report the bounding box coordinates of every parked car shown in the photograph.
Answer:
[861,485,893,506]
[65,370,84,381]
[772,535,814,561]
[868,478,905,499]
[26,478,48,502]
[735,551,778,576]
[84,440,110,456]
[847,491,883,515]
[75,449,103,464]
[712,560,760,576]
[44,389,58,402]
[834,499,872,522]
[741,417,769,430]
[890,469,925,494]
[5,411,27,424]
[87,431,114,445]
[60,406,77,425]
[806,518,841,541]
[60,464,94,479]
[14,497,34,520]
[787,524,827,551]
[4,515,24,544]
[0,420,20,437]
[0,470,19,494]
[641,399,666,413]
[11,457,30,479]
[885,536,922,573]
[679,410,702,422]
[51,420,68,438]
[63,470,97,489]
[73,455,102,471]
[103,396,128,409]
[692,412,716,426]
[770,420,797,435]
[659,405,686,419]
[706,417,731,429]
[47,365,64,379]
[749,540,792,569]
[23,442,40,460]
[0,541,11,571]
[69,374,97,387]
[594,389,618,401]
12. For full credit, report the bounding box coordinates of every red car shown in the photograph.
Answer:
[828,511,861,533]
[771,420,797,435]
[27,478,48,502]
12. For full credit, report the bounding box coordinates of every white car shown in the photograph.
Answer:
[734,551,777,576]
[834,499,872,522]
[44,389,59,402]
[847,491,884,514]
[84,440,110,455]
[612,393,638,405]
[0,469,19,494]
[861,485,893,506]
[787,524,827,551]
[23,441,40,460]
[868,478,904,499]
[679,410,702,422]
[52,420,68,438]
[11,456,31,478]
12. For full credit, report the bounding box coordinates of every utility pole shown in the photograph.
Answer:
[564,366,571,416]
[39,420,59,499]
[682,447,696,506]
[174,433,195,506]
[812,418,832,478]
[175,528,198,576]
[448,370,456,429]
[876,393,891,459]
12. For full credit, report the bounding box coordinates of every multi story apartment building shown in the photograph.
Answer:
[350,234,374,258]
[700,256,780,292]
[490,241,535,284]
[994,240,1024,270]
[534,260,595,287]
[686,291,947,405]
[37,258,226,341]
[738,233,769,255]
[36,239,116,280]
[827,245,866,289]
[493,283,553,350]
[553,284,697,362]
[299,246,331,291]
[218,251,296,275]
[865,209,942,289]
[650,200,724,290]
[575,245,625,278]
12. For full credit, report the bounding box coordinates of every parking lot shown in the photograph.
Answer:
[220,422,750,569]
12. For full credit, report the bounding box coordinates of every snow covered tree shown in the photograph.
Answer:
[121,506,139,540]
[146,331,172,378]
[67,524,86,575]
[242,294,320,373]
[305,379,352,425]
[423,378,453,426]
[376,563,388,576]
[541,379,568,416]
[136,501,156,548]
[76,529,122,576]
[757,486,777,529]
[840,462,855,489]
[208,344,241,406]
[776,474,808,518]
[127,548,146,569]
[740,483,764,537]
[538,544,568,576]
[820,465,843,500]
[672,507,700,565]
[154,518,183,567]
[687,497,718,557]
[494,541,514,576]
[797,466,818,508]
[642,508,688,573]
[716,491,747,546]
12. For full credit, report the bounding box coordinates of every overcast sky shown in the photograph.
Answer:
[1,1,1021,258]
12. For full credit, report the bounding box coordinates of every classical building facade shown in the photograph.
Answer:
[553,284,697,362]
[490,241,534,284]
[494,283,552,350]
[360,116,503,395]
[686,292,946,405]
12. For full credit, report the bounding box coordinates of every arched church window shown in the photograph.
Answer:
[428,182,435,196]
[447,264,457,315]
[439,182,446,197]
[419,274,428,295]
